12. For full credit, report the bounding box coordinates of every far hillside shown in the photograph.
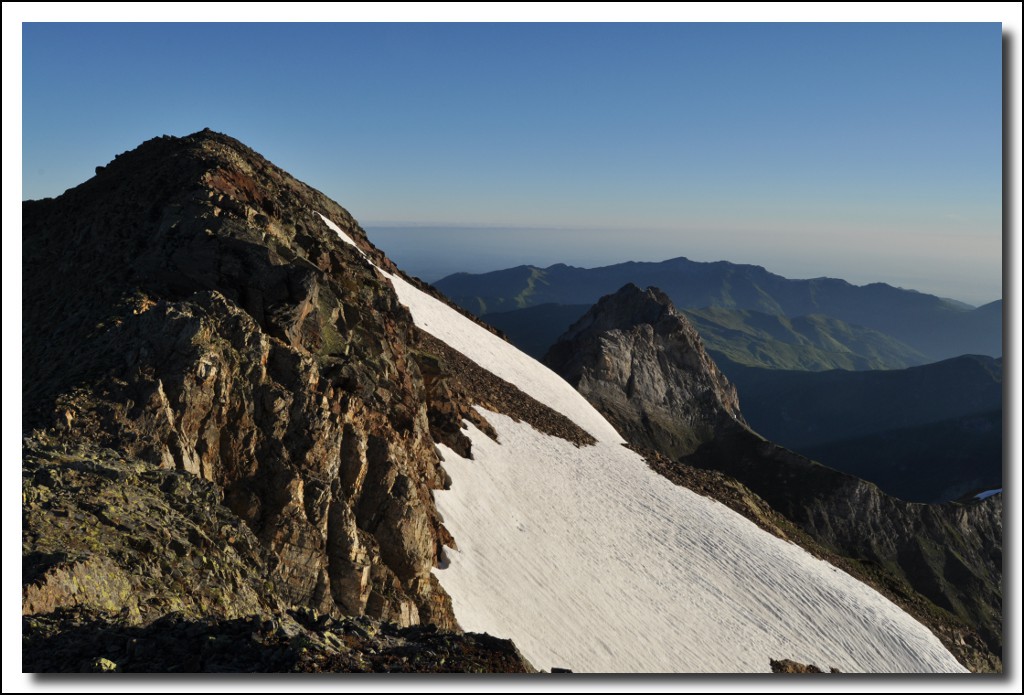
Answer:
[434,258,1001,362]
[801,410,1002,503]
[722,355,1003,503]
[722,354,1002,449]
[482,303,930,371]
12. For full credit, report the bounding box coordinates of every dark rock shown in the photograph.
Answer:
[769,658,838,673]
[23,608,533,673]
[545,284,742,458]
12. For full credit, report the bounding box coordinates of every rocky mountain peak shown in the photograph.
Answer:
[22,129,501,633]
[544,283,744,459]
[557,283,675,337]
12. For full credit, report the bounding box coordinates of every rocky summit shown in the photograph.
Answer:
[544,284,1003,672]
[22,129,536,671]
[545,283,743,459]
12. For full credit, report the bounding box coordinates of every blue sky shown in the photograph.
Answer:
[21,22,1004,303]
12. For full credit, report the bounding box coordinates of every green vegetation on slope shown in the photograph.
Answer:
[685,307,928,371]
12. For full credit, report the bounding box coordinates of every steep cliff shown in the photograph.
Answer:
[545,284,743,459]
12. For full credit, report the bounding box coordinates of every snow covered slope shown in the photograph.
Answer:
[318,213,965,673]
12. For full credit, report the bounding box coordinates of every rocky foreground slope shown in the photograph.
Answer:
[544,284,1002,671]
[22,130,973,673]
[22,436,530,672]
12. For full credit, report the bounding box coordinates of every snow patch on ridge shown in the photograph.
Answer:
[317,211,619,442]
[316,212,362,249]
[383,270,621,443]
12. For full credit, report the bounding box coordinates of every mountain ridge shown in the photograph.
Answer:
[437,257,989,309]
[435,259,1001,361]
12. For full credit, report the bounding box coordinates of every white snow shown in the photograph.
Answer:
[383,270,622,443]
[315,213,967,673]
[975,488,1002,501]
[434,412,966,673]
[316,212,362,249]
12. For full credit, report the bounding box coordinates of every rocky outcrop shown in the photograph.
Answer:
[545,284,1002,672]
[769,659,840,674]
[23,609,533,674]
[23,436,281,624]
[545,284,743,458]
[21,129,519,634]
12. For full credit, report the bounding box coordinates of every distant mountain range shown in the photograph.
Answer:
[446,284,1001,505]
[435,261,1002,506]
[434,259,1002,363]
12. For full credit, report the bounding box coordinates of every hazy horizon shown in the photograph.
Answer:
[366,224,1002,306]
[21,21,1004,307]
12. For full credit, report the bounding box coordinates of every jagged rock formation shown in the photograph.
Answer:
[21,129,556,670]
[545,284,743,458]
[544,284,1002,672]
